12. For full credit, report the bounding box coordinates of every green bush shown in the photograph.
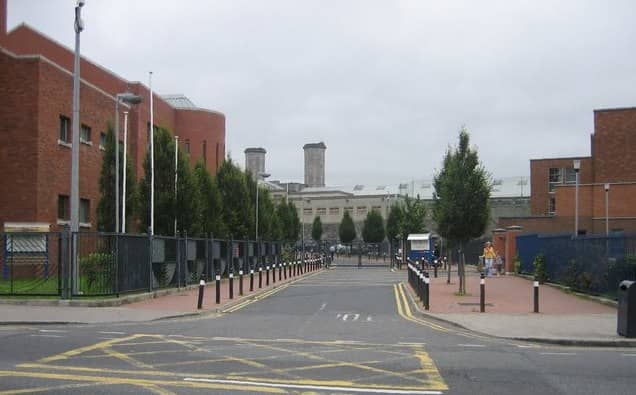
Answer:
[79,252,113,291]
[533,253,547,283]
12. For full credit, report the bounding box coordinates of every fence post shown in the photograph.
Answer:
[176,233,181,290]
[424,272,430,311]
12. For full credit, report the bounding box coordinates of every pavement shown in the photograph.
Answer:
[1,258,635,347]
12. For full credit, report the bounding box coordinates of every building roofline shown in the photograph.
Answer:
[530,156,591,162]
[5,23,221,115]
[245,147,266,154]
[303,142,326,149]
[594,106,636,114]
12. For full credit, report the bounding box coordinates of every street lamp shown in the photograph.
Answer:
[255,172,271,241]
[573,159,581,237]
[70,0,85,296]
[605,183,610,236]
[115,92,142,233]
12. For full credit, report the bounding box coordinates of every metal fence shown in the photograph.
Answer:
[516,233,636,298]
[0,231,291,298]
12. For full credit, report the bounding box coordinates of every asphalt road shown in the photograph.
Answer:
[1,264,635,394]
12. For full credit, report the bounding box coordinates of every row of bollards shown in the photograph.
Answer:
[407,264,541,314]
[198,257,326,309]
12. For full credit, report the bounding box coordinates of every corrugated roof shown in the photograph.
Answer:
[162,94,198,109]
[294,176,530,199]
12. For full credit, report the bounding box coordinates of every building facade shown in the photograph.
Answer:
[303,142,326,188]
[499,107,636,235]
[0,0,225,232]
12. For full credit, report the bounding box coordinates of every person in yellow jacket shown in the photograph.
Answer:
[482,241,497,277]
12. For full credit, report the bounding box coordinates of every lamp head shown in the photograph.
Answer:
[573,159,581,171]
[604,183,610,192]
[118,92,143,105]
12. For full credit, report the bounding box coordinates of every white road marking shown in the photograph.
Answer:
[98,331,126,335]
[367,316,373,322]
[457,344,486,348]
[621,354,636,357]
[342,314,349,321]
[184,378,444,394]
[31,334,63,338]
[539,352,577,356]
[320,303,327,311]
[39,329,67,333]
[516,345,539,348]
[353,314,360,321]
[398,342,427,346]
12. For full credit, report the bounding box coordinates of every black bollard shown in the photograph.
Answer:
[424,272,430,311]
[271,263,275,283]
[284,262,287,279]
[215,274,221,304]
[258,266,263,288]
[197,279,205,309]
[434,261,438,278]
[480,273,485,313]
[279,263,282,281]
[250,268,254,292]
[266,265,270,286]
[533,276,539,313]
[239,269,244,296]
[229,272,234,299]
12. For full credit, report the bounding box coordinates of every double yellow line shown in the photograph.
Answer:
[222,284,289,313]
[393,283,449,332]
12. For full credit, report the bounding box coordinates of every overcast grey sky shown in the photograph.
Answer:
[8,0,636,186]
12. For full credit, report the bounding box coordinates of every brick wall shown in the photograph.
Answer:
[593,108,636,183]
[530,157,592,216]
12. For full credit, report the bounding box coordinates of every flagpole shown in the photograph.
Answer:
[149,71,154,235]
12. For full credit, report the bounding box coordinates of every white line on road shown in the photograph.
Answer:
[367,316,373,322]
[183,378,444,394]
[539,352,577,356]
[457,344,486,348]
[31,334,63,338]
[98,331,126,335]
[398,342,427,346]
[320,303,327,311]
[38,329,67,333]
[621,354,636,357]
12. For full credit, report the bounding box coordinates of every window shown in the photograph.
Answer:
[344,206,353,213]
[372,206,382,212]
[317,208,326,216]
[99,132,106,150]
[564,167,577,184]
[356,206,368,217]
[59,115,71,144]
[80,199,90,224]
[185,139,190,154]
[303,208,313,216]
[203,140,207,165]
[548,168,562,192]
[329,207,340,216]
[548,197,556,215]
[80,124,91,144]
[58,195,69,221]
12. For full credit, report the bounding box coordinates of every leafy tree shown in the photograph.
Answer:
[386,197,427,263]
[277,201,300,243]
[215,158,253,239]
[339,211,356,243]
[138,127,201,236]
[311,216,323,241]
[256,186,281,241]
[97,125,137,232]
[362,209,385,243]
[386,203,404,264]
[433,127,491,294]
[193,161,226,237]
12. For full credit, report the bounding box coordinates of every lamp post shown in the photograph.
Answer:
[605,183,610,236]
[70,0,85,296]
[573,159,581,237]
[122,111,128,232]
[255,172,271,242]
[115,92,142,233]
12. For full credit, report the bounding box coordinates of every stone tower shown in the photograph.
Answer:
[244,147,266,180]
[303,142,326,187]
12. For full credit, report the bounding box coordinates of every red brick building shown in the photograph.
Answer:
[499,107,636,235]
[0,0,225,232]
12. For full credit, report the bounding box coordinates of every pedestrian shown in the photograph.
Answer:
[482,241,497,277]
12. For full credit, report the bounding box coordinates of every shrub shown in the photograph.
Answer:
[533,253,547,283]
[80,252,113,290]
